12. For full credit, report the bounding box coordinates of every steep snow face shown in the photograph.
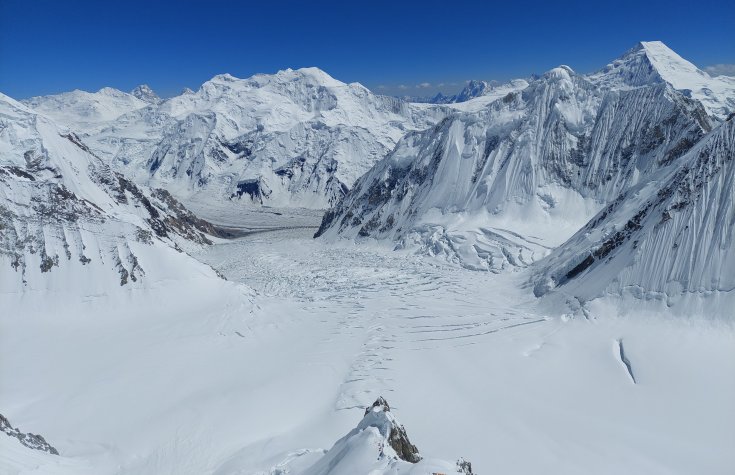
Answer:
[26,68,446,209]
[533,117,735,316]
[0,93,223,294]
[590,41,735,120]
[317,48,713,271]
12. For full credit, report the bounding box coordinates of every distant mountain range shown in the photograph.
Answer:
[2,41,733,314]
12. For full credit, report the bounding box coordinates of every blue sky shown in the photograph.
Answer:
[1,0,733,99]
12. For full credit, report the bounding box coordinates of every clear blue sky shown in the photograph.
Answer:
[1,0,733,99]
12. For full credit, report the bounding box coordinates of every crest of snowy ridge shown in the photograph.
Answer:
[22,68,448,209]
[316,42,719,273]
[276,398,473,475]
[0,93,227,293]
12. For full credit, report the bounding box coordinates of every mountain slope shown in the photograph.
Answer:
[0,92,225,293]
[24,68,446,210]
[316,43,716,272]
[533,116,735,315]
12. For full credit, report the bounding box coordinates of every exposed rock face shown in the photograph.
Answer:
[0,413,59,455]
[363,397,421,463]
[130,84,161,104]
[364,395,391,415]
[457,457,474,474]
[388,422,421,464]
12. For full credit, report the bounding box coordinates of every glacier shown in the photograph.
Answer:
[1,40,734,475]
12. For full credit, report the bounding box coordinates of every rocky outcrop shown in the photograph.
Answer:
[1,413,59,455]
[363,396,421,463]
[457,457,475,474]
[288,396,476,474]
[130,84,161,104]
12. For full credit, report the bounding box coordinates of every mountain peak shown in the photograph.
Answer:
[591,41,706,89]
[588,41,734,118]
[638,41,704,78]
[131,84,160,103]
[454,80,493,102]
[288,66,343,87]
[96,86,130,98]
[544,65,576,81]
[210,73,238,83]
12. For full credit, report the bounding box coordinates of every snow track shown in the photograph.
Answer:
[199,228,548,412]
[193,229,735,475]
[2,225,734,474]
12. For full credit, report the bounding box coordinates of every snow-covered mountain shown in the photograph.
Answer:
[0,92,225,293]
[2,39,734,475]
[316,42,725,274]
[590,41,735,120]
[23,68,446,210]
[449,79,497,103]
[533,115,735,315]
[403,79,525,105]
[23,87,149,128]
[130,84,161,104]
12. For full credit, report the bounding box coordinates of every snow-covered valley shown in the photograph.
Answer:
[2,38,735,475]
[2,226,734,474]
